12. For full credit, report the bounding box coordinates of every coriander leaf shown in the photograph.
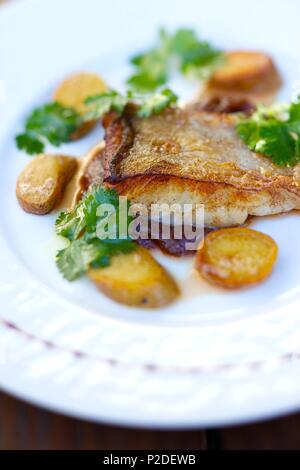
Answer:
[255,121,296,166]
[168,28,201,59]
[83,185,120,234]
[56,238,111,281]
[84,91,128,121]
[137,88,178,118]
[289,100,300,122]
[236,98,300,167]
[55,186,120,241]
[90,255,111,269]
[127,71,167,93]
[127,30,170,92]
[169,28,223,79]
[16,131,45,155]
[83,88,178,121]
[55,205,86,241]
[55,185,137,282]
[101,238,136,253]
[127,27,223,92]
[127,39,169,92]
[26,102,81,145]
[16,102,82,155]
[235,120,261,152]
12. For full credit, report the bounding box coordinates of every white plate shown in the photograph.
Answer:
[1,0,300,429]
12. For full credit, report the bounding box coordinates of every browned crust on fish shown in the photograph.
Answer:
[102,108,300,198]
[75,107,300,230]
[108,175,300,227]
[102,111,134,182]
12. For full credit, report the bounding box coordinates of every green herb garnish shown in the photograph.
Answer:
[84,88,178,120]
[135,88,178,117]
[127,28,223,92]
[16,27,222,155]
[84,91,128,121]
[236,98,300,167]
[16,102,82,155]
[55,186,136,281]
[16,89,178,155]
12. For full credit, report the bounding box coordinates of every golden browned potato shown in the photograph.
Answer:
[211,51,275,89]
[88,246,180,308]
[16,154,78,215]
[54,72,107,114]
[53,72,107,138]
[195,228,278,289]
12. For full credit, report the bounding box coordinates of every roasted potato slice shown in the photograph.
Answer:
[195,228,278,289]
[54,72,107,115]
[53,72,107,138]
[16,154,78,215]
[211,51,275,89]
[89,246,180,308]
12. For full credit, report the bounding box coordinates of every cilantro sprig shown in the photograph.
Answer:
[16,27,222,155]
[236,98,300,167]
[16,103,82,155]
[16,89,178,155]
[135,88,178,117]
[85,88,178,120]
[84,90,128,121]
[55,186,136,281]
[127,28,223,92]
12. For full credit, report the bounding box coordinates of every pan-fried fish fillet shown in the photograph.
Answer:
[111,175,300,228]
[80,108,300,227]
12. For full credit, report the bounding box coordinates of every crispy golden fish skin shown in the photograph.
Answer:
[79,108,300,227]
[104,108,300,194]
